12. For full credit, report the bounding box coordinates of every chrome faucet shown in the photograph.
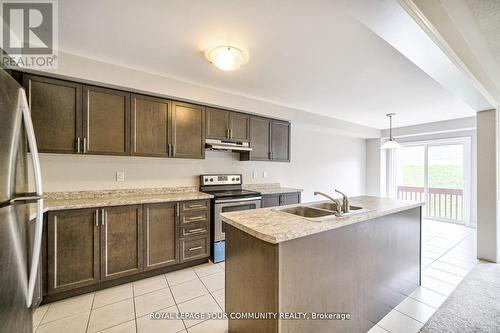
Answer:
[313,191,342,216]
[335,189,350,214]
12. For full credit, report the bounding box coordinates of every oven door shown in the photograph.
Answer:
[214,197,261,242]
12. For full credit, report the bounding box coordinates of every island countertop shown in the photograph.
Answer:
[220,195,423,244]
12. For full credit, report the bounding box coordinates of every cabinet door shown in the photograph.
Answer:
[23,74,83,154]
[100,205,143,281]
[229,112,250,141]
[143,203,178,271]
[206,107,229,140]
[171,102,205,159]
[47,209,99,294]
[241,117,270,161]
[131,94,170,157]
[270,121,290,162]
[261,194,281,208]
[282,192,301,205]
[84,85,130,155]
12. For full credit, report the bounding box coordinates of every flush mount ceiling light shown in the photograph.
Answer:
[204,46,248,71]
[381,113,401,150]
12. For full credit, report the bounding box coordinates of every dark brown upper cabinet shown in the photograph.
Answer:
[100,205,143,281]
[143,202,179,270]
[171,101,205,159]
[206,107,229,140]
[241,117,290,162]
[83,86,131,156]
[270,120,290,162]
[47,208,100,294]
[21,72,289,161]
[206,107,249,141]
[229,112,250,141]
[131,94,170,157]
[23,74,83,154]
[240,117,271,161]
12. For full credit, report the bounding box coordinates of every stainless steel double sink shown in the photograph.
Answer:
[273,202,372,222]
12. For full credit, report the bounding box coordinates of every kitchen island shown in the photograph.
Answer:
[221,196,423,333]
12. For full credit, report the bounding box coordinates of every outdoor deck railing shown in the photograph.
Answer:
[397,186,464,221]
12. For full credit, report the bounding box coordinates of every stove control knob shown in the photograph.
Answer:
[209,178,214,182]
[236,177,240,181]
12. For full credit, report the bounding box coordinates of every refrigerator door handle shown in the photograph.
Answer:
[20,89,44,308]
[9,195,43,204]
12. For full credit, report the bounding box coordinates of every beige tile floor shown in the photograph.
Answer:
[33,219,477,333]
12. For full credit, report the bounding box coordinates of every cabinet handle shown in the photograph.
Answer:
[172,143,176,156]
[187,215,205,221]
[188,204,204,208]
[83,138,87,154]
[229,128,232,139]
[77,137,81,153]
[95,209,99,226]
[187,228,205,234]
[101,208,106,226]
[226,128,230,139]
[176,203,180,217]
[168,143,172,156]
[188,246,203,251]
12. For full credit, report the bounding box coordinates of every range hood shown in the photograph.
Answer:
[205,139,252,152]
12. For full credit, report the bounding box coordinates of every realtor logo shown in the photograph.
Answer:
[1,0,58,68]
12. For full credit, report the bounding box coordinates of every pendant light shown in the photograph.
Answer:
[381,113,401,150]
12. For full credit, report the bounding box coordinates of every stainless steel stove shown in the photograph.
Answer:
[200,174,261,262]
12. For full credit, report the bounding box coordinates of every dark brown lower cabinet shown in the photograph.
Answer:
[261,194,281,208]
[47,209,100,294]
[44,201,209,299]
[282,192,301,205]
[100,205,143,281]
[143,203,178,271]
[180,235,210,262]
[261,192,301,208]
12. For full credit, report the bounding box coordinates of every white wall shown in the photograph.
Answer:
[32,52,369,202]
[365,138,386,196]
[476,109,498,262]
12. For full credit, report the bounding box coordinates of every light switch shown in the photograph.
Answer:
[252,171,258,179]
[116,171,125,182]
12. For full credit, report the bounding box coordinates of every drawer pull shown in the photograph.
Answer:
[187,204,205,208]
[188,246,203,251]
[188,228,205,234]
[187,216,205,221]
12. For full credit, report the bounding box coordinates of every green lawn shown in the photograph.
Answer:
[401,165,463,189]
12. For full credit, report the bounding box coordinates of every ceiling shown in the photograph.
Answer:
[466,0,500,68]
[56,0,479,129]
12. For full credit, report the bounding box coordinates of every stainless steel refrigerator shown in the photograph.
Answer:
[0,68,44,333]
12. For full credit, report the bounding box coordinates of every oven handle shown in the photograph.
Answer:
[214,196,262,204]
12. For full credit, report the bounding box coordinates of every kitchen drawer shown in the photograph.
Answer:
[181,200,209,212]
[180,235,209,262]
[179,223,208,238]
[180,211,209,226]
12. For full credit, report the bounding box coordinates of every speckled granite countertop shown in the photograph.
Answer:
[220,196,423,244]
[29,186,212,220]
[242,183,303,195]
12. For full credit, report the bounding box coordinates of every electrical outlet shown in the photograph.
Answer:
[252,171,258,179]
[262,171,268,178]
[116,171,125,182]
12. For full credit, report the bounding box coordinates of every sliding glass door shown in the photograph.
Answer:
[395,139,469,225]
